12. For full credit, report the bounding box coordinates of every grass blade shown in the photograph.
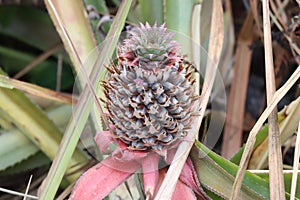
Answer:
[13,43,62,79]
[0,187,38,200]
[23,175,33,200]
[261,0,285,199]
[291,122,300,199]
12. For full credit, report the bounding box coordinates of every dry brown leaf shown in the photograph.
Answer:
[222,12,254,159]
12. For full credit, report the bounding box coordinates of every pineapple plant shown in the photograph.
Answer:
[69,23,205,200]
[103,23,198,151]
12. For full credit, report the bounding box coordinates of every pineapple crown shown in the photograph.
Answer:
[119,22,181,71]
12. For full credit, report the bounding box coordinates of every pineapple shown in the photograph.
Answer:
[103,23,197,151]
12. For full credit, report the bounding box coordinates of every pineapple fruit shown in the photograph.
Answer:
[103,23,197,151]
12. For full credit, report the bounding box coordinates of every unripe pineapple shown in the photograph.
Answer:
[103,23,197,151]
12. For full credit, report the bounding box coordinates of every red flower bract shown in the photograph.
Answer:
[70,128,208,200]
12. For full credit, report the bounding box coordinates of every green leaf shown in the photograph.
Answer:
[0,151,50,176]
[0,86,88,183]
[166,0,194,36]
[139,0,164,25]
[0,105,71,174]
[230,123,270,165]
[46,105,73,130]
[165,0,198,57]
[199,0,212,52]
[255,173,300,199]
[0,5,74,90]
[165,0,195,57]
[0,45,74,91]
[0,5,60,51]
[0,129,38,171]
[191,141,270,199]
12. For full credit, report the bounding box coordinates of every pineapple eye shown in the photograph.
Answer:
[122,65,127,75]
[134,78,144,86]
[174,62,179,70]
[161,134,173,143]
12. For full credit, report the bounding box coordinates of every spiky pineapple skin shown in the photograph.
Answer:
[103,23,197,151]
